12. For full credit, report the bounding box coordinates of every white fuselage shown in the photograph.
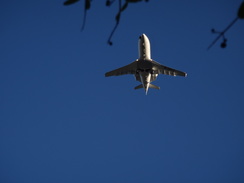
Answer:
[135,34,158,94]
[138,34,151,60]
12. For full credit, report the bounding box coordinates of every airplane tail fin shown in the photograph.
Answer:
[134,84,160,90]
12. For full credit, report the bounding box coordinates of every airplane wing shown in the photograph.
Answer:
[151,60,187,77]
[105,61,138,77]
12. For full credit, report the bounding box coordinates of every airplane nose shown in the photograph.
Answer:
[139,34,146,39]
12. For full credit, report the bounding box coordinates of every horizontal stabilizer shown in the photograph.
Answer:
[134,84,143,90]
[149,84,160,90]
[134,84,160,90]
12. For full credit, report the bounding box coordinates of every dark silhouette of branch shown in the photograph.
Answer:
[208,1,244,50]
[64,0,149,45]
[107,0,123,45]
[81,0,91,31]
[207,17,239,50]
[107,0,149,45]
[238,1,244,19]
[64,0,80,6]
[106,0,116,6]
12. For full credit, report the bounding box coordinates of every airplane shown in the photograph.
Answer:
[105,34,187,94]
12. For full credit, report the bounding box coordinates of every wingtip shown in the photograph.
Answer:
[105,72,110,77]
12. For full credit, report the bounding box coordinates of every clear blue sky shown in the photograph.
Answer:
[1,0,244,182]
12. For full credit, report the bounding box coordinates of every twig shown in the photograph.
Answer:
[107,0,123,45]
[207,16,239,50]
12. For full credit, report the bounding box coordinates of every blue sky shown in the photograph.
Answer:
[1,0,244,182]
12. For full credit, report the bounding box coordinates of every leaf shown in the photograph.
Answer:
[85,0,91,10]
[106,0,116,7]
[126,0,149,3]
[126,0,142,3]
[63,0,80,6]
[237,1,244,19]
